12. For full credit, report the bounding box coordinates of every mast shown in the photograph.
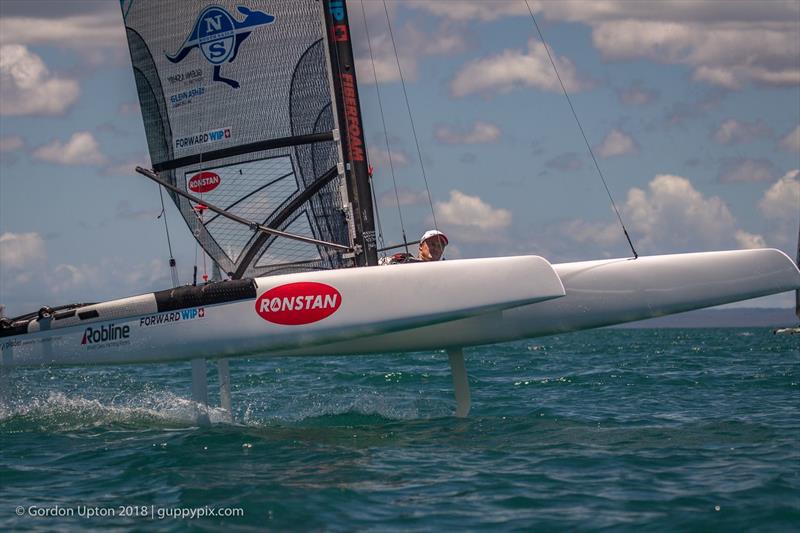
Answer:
[322,0,379,266]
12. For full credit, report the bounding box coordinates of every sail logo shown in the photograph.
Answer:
[81,324,130,345]
[328,0,349,42]
[167,6,275,89]
[188,172,221,193]
[329,0,346,21]
[255,282,341,325]
[340,73,365,161]
[169,86,205,108]
[175,127,231,149]
[139,307,206,328]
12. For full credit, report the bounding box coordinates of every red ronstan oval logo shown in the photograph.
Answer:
[188,171,221,193]
[255,282,341,325]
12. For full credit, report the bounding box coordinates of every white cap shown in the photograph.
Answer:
[420,230,448,246]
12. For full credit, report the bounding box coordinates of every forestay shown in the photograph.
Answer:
[123,1,354,278]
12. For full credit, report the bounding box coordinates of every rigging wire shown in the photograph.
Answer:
[193,226,199,286]
[198,201,208,282]
[382,0,439,233]
[368,174,386,250]
[360,0,410,254]
[523,0,639,259]
[156,184,180,287]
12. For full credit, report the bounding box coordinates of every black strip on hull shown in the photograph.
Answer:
[1,303,96,338]
[154,279,257,312]
[0,322,28,338]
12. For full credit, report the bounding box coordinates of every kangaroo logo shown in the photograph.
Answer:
[166,5,275,89]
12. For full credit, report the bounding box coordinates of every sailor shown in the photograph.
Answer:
[380,230,448,264]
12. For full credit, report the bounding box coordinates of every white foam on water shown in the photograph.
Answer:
[0,390,233,429]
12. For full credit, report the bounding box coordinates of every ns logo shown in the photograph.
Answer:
[166,5,275,89]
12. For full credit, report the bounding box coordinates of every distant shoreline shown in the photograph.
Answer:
[612,308,798,328]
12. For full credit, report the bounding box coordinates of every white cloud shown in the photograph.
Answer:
[595,129,638,158]
[119,258,166,289]
[623,174,739,251]
[0,135,24,152]
[692,66,741,90]
[618,82,658,105]
[413,24,469,57]
[0,232,45,271]
[33,132,106,166]
[712,119,771,145]
[593,21,695,63]
[548,174,769,256]
[450,39,584,97]
[411,1,800,91]
[352,3,467,84]
[718,158,775,183]
[592,20,799,89]
[435,121,502,144]
[435,190,511,242]
[734,230,766,249]
[759,169,800,222]
[779,125,800,153]
[42,258,164,299]
[354,30,419,84]
[0,45,80,116]
[49,264,88,294]
[561,219,622,247]
[408,1,528,22]
[103,157,147,178]
[0,11,126,65]
[368,146,409,168]
[378,187,427,208]
[0,247,174,316]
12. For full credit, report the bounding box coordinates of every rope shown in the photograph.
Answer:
[523,0,638,259]
[156,184,179,286]
[200,199,208,282]
[360,0,410,253]
[369,177,386,249]
[157,185,174,258]
[382,0,439,233]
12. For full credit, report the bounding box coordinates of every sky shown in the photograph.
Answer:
[1,0,798,316]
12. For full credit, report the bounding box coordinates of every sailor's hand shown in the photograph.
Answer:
[379,252,413,265]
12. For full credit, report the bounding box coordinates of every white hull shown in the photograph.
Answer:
[284,249,800,355]
[2,249,798,368]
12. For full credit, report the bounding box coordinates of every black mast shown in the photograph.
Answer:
[322,0,378,266]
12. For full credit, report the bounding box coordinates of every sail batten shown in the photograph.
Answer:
[152,132,335,172]
[123,1,357,278]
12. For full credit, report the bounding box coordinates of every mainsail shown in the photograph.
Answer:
[122,0,377,278]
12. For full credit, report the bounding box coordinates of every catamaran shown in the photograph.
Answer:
[1,1,798,418]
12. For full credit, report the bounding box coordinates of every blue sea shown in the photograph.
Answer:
[1,329,798,531]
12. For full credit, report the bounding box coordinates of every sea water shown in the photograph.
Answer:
[1,329,798,531]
